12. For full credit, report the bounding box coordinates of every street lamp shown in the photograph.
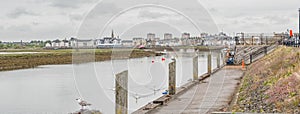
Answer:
[298,8,300,46]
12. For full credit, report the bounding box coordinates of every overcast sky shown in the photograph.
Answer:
[0,0,299,41]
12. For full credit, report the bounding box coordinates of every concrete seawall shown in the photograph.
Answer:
[133,45,278,114]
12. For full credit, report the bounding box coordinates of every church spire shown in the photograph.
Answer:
[111,30,114,38]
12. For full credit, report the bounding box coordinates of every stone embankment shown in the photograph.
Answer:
[232,46,300,113]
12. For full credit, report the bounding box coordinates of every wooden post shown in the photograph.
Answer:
[207,53,212,74]
[169,59,176,95]
[250,54,253,63]
[260,34,263,45]
[281,35,284,45]
[252,36,254,45]
[115,71,128,114]
[242,32,245,45]
[193,56,198,81]
[266,36,268,45]
[221,52,226,65]
[264,46,268,55]
[217,53,221,68]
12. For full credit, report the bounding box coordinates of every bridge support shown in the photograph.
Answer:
[115,70,128,114]
[193,56,198,81]
[169,59,176,95]
[207,53,212,75]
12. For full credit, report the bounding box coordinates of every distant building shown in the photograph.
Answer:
[61,39,70,48]
[52,39,61,47]
[201,33,208,38]
[164,33,172,40]
[103,37,113,44]
[45,43,51,48]
[147,33,155,40]
[95,39,104,46]
[182,33,190,39]
[70,38,95,48]
[121,40,133,47]
[77,39,94,48]
[154,38,160,41]
[133,38,146,46]
[96,30,122,48]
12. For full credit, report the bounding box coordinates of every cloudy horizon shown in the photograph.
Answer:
[0,0,299,42]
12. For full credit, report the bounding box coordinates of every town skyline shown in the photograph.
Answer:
[0,30,209,42]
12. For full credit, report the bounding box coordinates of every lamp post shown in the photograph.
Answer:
[298,8,300,47]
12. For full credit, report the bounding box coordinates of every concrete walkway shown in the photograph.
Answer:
[150,67,244,114]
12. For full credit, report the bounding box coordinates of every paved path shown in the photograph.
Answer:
[150,68,244,114]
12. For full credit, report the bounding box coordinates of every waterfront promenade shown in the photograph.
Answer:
[133,45,277,114]
[150,67,244,114]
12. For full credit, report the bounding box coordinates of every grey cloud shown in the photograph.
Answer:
[46,0,97,8]
[30,0,97,8]
[67,1,121,22]
[264,16,290,25]
[209,8,218,13]
[32,21,40,26]
[90,2,120,15]
[81,2,121,20]
[138,10,169,19]
[6,24,33,32]
[69,13,83,21]
[240,15,290,25]
[7,8,39,18]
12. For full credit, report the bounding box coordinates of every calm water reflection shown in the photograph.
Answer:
[0,51,223,114]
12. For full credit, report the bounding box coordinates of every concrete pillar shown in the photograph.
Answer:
[169,60,176,95]
[217,53,221,68]
[207,53,212,74]
[193,56,198,81]
[115,71,128,114]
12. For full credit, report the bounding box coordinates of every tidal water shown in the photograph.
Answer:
[0,51,223,114]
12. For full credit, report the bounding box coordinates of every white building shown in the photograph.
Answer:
[45,43,52,48]
[121,40,133,47]
[164,33,172,39]
[147,33,155,40]
[182,33,190,39]
[61,40,70,48]
[133,38,146,46]
[51,39,61,48]
[70,38,95,48]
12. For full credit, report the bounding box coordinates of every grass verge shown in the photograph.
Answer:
[0,49,160,71]
[232,46,300,113]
